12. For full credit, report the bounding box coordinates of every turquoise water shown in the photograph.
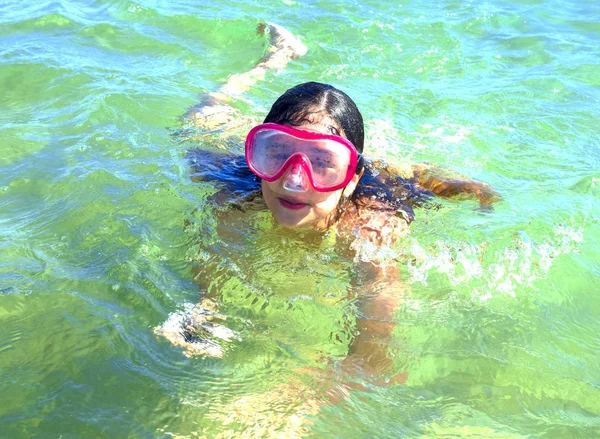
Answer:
[1,0,599,437]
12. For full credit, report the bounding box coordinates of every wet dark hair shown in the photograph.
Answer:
[263,82,365,172]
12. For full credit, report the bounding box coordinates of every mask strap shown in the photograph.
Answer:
[356,154,364,174]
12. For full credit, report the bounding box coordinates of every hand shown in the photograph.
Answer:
[154,299,239,358]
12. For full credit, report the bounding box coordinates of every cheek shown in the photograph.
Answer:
[261,180,276,206]
[311,190,343,216]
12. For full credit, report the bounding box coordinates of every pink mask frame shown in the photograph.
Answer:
[245,123,361,193]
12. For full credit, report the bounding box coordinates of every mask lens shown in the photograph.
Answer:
[251,130,296,176]
[306,147,350,187]
[248,127,353,189]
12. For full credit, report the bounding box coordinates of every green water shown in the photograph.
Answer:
[1,0,599,437]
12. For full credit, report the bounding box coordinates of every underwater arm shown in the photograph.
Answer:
[154,150,261,357]
[336,205,410,384]
[342,263,407,385]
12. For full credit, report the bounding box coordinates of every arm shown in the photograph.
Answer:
[155,176,250,358]
[335,204,410,384]
[342,264,407,385]
[411,163,500,205]
[183,22,306,133]
[370,159,500,205]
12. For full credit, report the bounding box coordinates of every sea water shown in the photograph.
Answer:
[1,0,599,437]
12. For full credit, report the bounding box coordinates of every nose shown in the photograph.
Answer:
[282,163,310,193]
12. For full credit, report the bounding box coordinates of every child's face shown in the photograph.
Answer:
[261,116,362,229]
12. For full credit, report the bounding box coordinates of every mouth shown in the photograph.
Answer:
[278,196,310,210]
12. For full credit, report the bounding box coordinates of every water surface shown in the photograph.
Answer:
[1,0,599,437]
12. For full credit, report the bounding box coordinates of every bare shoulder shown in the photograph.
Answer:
[335,195,412,248]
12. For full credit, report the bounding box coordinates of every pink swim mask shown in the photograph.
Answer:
[245,123,361,193]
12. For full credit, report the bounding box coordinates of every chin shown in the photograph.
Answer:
[272,211,311,228]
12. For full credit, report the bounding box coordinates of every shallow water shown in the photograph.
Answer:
[1,0,599,437]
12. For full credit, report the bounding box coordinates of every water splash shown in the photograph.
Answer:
[406,222,584,300]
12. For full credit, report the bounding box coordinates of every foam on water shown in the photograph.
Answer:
[406,221,585,300]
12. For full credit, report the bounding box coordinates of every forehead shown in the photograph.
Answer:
[296,111,345,136]
[300,111,336,125]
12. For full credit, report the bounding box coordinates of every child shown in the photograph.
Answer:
[156,23,498,383]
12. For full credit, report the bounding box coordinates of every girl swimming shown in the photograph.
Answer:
[156,23,498,384]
